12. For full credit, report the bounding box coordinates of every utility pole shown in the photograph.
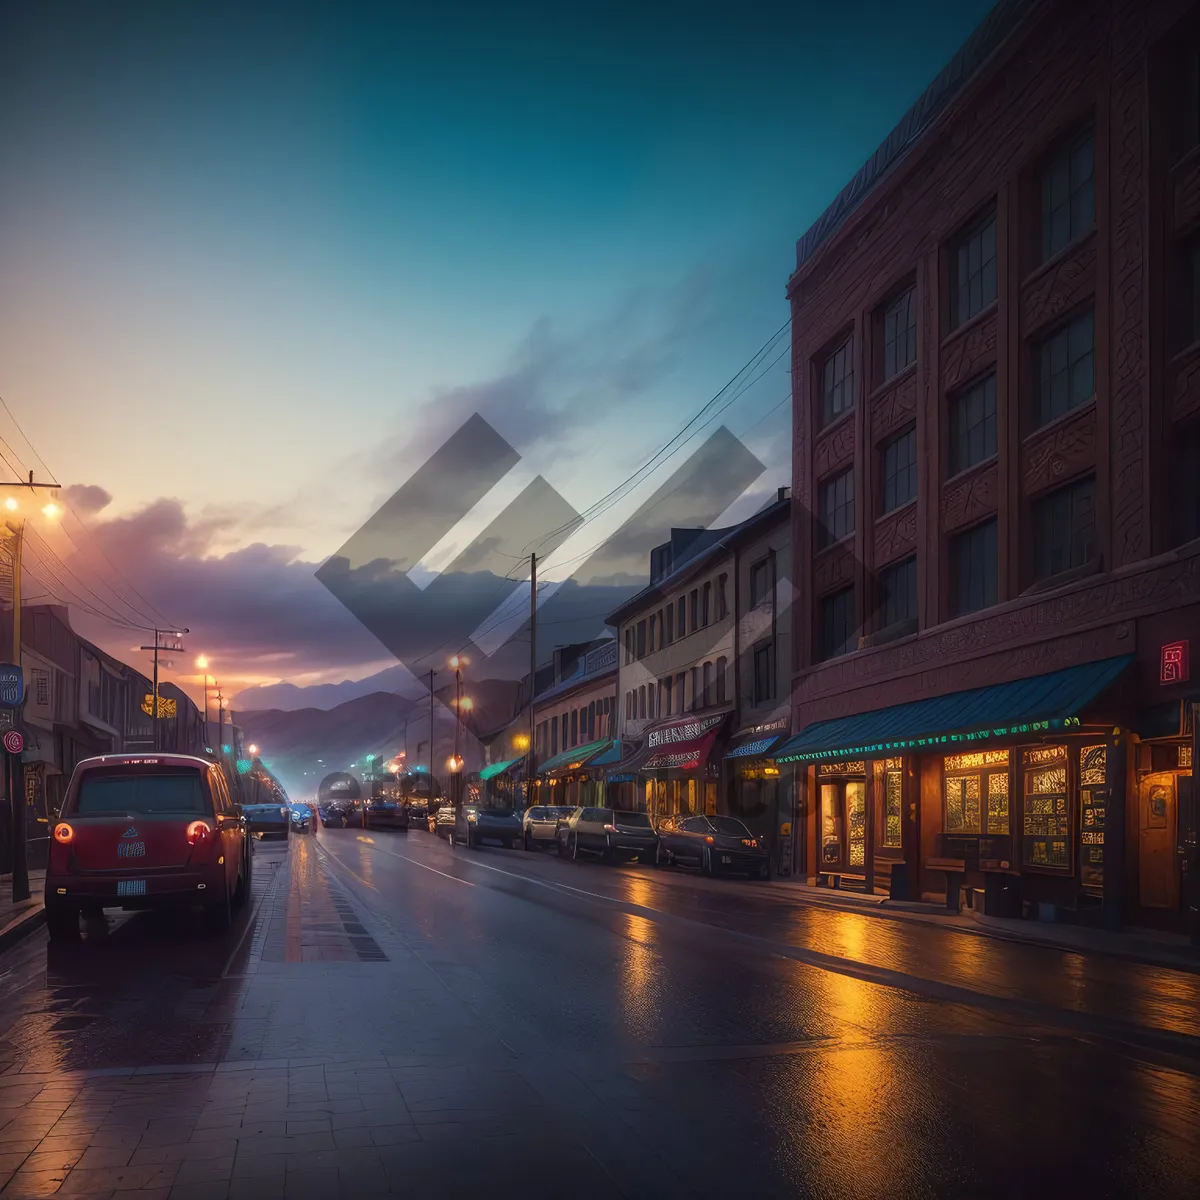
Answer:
[428,668,435,800]
[526,552,537,801]
[141,629,188,751]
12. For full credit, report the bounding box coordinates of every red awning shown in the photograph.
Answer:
[644,729,721,771]
[642,710,732,771]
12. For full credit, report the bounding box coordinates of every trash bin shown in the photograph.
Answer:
[889,861,909,901]
[983,873,1021,918]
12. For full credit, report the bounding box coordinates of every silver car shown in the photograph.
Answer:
[522,805,574,850]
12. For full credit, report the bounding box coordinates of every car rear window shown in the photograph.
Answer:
[75,770,208,816]
[615,811,651,828]
[709,816,751,836]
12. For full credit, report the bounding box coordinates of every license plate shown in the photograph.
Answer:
[117,842,146,858]
[117,879,147,896]
[721,855,732,864]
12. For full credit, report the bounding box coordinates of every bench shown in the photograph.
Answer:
[926,857,967,913]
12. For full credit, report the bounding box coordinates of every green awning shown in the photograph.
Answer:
[776,655,1132,764]
[479,757,523,781]
[536,738,612,777]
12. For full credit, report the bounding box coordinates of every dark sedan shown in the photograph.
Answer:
[243,802,291,840]
[555,807,659,864]
[318,802,346,828]
[658,814,769,879]
[453,803,522,850]
[364,797,408,831]
[406,797,429,825]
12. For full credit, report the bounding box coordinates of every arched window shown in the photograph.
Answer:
[716,656,728,705]
[702,661,712,707]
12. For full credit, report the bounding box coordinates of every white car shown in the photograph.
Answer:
[522,805,573,850]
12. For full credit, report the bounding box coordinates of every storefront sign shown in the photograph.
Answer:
[738,717,789,737]
[0,664,22,708]
[141,694,177,718]
[1161,640,1190,685]
[646,712,727,750]
[584,640,618,675]
[3,730,24,754]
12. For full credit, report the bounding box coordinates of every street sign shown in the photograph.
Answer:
[0,664,22,708]
[3,730,24,754]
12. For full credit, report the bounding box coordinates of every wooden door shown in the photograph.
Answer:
[1138,772,1179,910]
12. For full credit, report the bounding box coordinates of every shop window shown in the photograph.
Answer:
[1033,475,1096,581]
[750,558,771,606]
[948,373,996,476]
[943,749,1010,834]
[949,207,997,328]
[819,336,855,428]
[752,641,774,704]
[1079,743,1107,893]
[880,555,917,630]
[715,656,728,705]
[881,758,903,848]
[818,468,855,548]
[1022,745,1070,869]
[881,425,917,513]
[1035,309,1095,428]
[819,773,866,869]
[1040,126,1094,262]
[819,587,856,661]
[880,285,917,381]
[1171,420,1200,547]
[950,519,998,616]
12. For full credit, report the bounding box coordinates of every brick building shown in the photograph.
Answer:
[781,0,1199,932]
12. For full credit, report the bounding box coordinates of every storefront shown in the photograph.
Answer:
[478,756,525,806]
[534,738,613,808]
[637,711,731,824]
[778,656,1136,912]
[723,719,792,877]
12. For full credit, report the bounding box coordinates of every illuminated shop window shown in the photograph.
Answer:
[943,748,1010,835]
[1079,744,1107,891]
[881,757,903,848]
[1023,745,1070,869]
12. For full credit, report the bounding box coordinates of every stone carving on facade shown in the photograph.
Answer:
[874,503,918,567]
[1020,235,1097,336]
[1021,402,1096,495]
[1172,347,1200,423]
[813,544,855,596]
[813,411,856,480]
[942,461,998,532]
[871,371,917,440]
[941,312,997,392]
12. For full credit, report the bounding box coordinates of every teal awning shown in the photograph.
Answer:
[536,738,612,777]
[479,757,523,781]
[776,655,1132,764]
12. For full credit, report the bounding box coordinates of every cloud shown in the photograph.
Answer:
[64,483,112,514]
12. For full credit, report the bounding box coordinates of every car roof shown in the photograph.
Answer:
[74,753,215,771]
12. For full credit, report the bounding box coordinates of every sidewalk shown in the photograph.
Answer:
[768,876,1200,973]
[0,870,45,953]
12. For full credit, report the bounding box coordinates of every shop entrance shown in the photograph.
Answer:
[819,776,866,873]
[1138,772,1179,911]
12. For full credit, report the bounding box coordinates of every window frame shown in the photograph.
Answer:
[1033,308,1095,430]
[880,423,917,514]
[817,467,855,550]
[752,640,775,704]
[879,555,918,631]
[942,750,1011,837]
[948,205,998,329]
[818,586,856,662]
[948,372,998,477]
[749,557,771,607]
[949,518,999,617]
[818,334,856,429]
[1039,124,1095,263]
[1031,474,1098,584]
[879,283,917,383]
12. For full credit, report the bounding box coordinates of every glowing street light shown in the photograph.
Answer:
[248,744,259,756]
[3,498,16,512]
[41,502,62,520]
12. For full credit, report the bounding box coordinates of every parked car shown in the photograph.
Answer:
[433,804,457,841]
[364,796,409,831]
[244,802,292,840]
[289,804,313,833]
[522,805,573,850]
[339,799,364,829]
[406,797,429,825]
[44,753,251,941]
[454,803,522,849]
[554,807,658,863]
[318,802,346,828]
[658,814,769,879]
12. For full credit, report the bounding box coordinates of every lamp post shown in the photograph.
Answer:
[449,655,467,807]
[0,475,63,904]
[196,656,213,743]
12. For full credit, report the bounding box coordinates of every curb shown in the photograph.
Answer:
[0,902,45,955]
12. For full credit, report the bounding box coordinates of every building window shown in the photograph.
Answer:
[648,614,657,653]
[1036,309,1094,428]
[636,620,646,659]
[570,709,578,746]
[552,717,559,755]
[948,373,997,476]
[562,713,569,748]
[879,556,917,629]
[819,337,855,429]
[702,662,712,707]
[749,558,771,606]
[677,596,686,638]
[881,425,917,513]
[715,656,727,705]
[752,642,774,703]
[1041,127,1094,261]
[701,581,712,626]
[33,669,50,707]
[819,587,856,661]
[950,519,998,616]
[950,208,997,328]
[881,286,917,380]
[689,589,698,632]
[647,684,655,720]
[716,573,728,620]
[1172,420,1200,546]
[664,604,674,644]
[876,758,903,848]
[676,672,686,712]
[1022,745,1070,869]
[1033,476,1096,581]
[818,468,855,548]
[943,749,1010,835]
[639,686,646,720]
[1079,743,1108,892]
[689,667,698,710]
[664,675,673,715]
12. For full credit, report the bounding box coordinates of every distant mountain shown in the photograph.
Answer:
[232,664,425,711]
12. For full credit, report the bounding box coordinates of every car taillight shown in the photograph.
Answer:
[705,835,715,844]
[742,838,757,848]
[187,820,213,845]
[53,822,74,844]
[603,824,615,832]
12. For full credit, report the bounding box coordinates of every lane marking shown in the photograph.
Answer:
[330,836,475,887]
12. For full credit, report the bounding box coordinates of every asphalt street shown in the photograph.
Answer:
[0,826,1196,1199]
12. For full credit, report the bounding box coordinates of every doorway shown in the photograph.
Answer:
[1138,772,1178,911]
[819,778,866,872]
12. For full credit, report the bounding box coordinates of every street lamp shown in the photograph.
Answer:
[248,744,259,756]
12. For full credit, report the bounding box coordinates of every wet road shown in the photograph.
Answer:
[0,828,1197,1198]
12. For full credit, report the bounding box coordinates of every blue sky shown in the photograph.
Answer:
[0,0,994,695]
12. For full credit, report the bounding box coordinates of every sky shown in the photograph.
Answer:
[0,0,995,705]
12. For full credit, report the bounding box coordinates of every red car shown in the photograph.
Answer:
[44,753,251,942]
